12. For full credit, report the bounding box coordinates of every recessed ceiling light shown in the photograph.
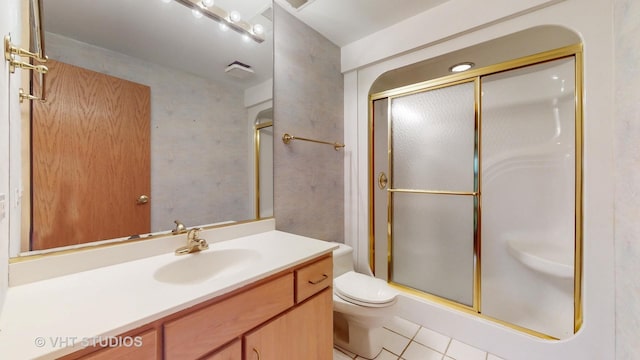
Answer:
[449,62,475,73]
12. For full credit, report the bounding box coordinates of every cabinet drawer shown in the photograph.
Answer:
[295,256,332,303]
[164,273,294,360]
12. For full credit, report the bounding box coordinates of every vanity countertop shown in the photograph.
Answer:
[0,230,337,360]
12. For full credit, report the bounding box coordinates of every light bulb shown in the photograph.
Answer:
[219,23,229,31]
[202,0,214,7]
[192,8,203,18]
[252,24,264,35]
[242,34,250,42]
[161,0,171,3]
[448,62,474,73]
[229,10,241,22]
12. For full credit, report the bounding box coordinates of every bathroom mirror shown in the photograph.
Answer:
[13,0,274,256]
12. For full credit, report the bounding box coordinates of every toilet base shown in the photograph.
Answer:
[333,312,385,359]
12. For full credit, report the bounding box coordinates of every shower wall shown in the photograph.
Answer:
[613,0,640,357]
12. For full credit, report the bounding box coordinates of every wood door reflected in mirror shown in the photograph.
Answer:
[17,0,274,255]
[32,60,151,250]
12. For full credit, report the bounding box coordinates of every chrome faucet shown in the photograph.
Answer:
[172,220,187,234]
[175,228,209,255]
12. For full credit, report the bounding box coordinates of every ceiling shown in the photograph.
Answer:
[274,0,450,47]
[44,0,274,89]
[43,0,450,88]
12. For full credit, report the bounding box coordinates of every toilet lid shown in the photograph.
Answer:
[334,271,398,305]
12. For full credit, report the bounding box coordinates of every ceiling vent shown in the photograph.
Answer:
[260,6,273,21]
[284,0,316,10]
[225,61,254,79]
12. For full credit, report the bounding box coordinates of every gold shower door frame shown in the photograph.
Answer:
[368,44,583,339]
[254,121,273,219]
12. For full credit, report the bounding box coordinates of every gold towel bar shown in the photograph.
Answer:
[282,133,345,151]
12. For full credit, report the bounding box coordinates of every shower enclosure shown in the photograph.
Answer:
[369,46,582,339]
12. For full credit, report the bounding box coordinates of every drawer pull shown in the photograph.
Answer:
[308,274,328,285]
[253,348,261,360]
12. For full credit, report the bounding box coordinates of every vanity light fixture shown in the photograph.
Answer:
[229,10,242,23]
[169,0,265,43]
[192,8,203,18]
[449,61,475,73]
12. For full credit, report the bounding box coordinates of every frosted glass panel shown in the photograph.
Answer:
[480,57,576,338]
[391,82,475,191]
[391,193,475,306]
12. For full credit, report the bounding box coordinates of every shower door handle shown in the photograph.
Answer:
[378,172,388,190]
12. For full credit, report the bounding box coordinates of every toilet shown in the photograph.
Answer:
[332,243,399,359]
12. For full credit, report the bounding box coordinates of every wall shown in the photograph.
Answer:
[613,0,640,358]
[43,33,252,233]
[273,5,344,242]
[343,0,615,359]
[0,0,23,313]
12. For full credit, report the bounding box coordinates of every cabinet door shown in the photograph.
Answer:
[202,340,241,360]
[78,329,158,360]
[244,288,332,360]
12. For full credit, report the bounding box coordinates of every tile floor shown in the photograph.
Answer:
[333,317,506,360]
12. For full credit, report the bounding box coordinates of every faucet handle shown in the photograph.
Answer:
[197,239,209,251]
[172,220,187,234]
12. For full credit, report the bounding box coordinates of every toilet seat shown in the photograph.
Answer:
[334,271,398,307]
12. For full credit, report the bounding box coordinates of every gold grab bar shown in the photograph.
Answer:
[4,0,48,102]
[282,133,345,151]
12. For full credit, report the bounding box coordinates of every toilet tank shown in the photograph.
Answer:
[332,243,354,278]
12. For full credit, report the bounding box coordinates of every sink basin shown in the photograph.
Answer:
[153,249,261,285]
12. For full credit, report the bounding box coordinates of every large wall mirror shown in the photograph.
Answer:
[13,0,274,257]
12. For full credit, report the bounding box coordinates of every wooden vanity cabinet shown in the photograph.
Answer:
[65,254,333,360]
[244,255,333,360]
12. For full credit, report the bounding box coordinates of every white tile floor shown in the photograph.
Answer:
[333,317,506,360]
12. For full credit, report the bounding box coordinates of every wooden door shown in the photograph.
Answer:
[32,59,151,250]
[244,288,333,360]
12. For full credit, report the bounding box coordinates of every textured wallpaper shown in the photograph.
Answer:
[45,33,253,233]
[273,5,344,242]
[614,0,640,358]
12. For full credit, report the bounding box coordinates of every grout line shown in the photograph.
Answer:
[334,346,357,359]
[410,328,454,357]
[444,338,453,356]
[382,325,420,341]
[396,324,423,360]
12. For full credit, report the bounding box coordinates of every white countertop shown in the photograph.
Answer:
[0,230,337,360]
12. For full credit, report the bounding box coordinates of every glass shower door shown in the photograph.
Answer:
[389,81,478,307]
[480,57,577,338]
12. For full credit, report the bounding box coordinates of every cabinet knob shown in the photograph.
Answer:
[253,348,261,360]
[136,195,150,204]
